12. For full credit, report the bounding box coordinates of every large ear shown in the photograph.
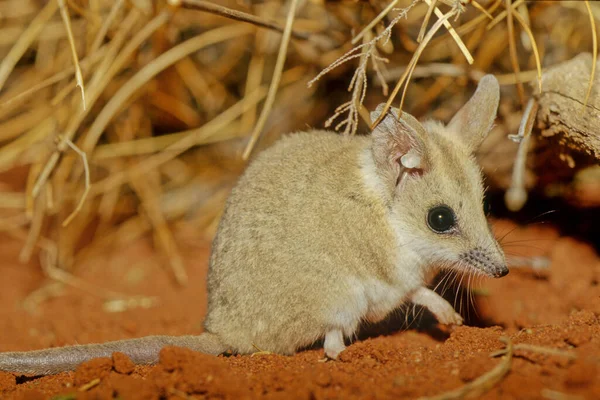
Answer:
[447,74,500,150]
[370,104,428,192]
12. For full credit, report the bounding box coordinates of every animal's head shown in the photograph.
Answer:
[369,75,507,278]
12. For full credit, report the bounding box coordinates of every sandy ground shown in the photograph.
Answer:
[0,219,599,399]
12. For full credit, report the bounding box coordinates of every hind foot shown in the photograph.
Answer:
[322,329,346,360]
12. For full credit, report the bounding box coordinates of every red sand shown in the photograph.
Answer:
[0,219,599,399]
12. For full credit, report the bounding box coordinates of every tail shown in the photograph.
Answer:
[0,333,226,376]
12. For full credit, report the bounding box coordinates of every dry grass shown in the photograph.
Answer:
[0,0,596,291]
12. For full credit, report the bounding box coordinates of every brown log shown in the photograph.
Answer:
[535,52,600,160]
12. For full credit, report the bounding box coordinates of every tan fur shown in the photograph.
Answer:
[0,75,506,375]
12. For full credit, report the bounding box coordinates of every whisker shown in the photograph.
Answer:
[501,244,547,252]
[496,210,558,244]
[467,271,474,322]
[455,272,466,313]
[501,238,556,244]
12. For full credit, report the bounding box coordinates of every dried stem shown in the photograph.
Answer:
[418,0,437,43]
[511,8,542,93]
[372,8,457,128]
[0,0,58,92]
[491,342,577,360]
[424,0,474,64]
[419,337,513,400]
[90,85,268,195]
[352,0,404,45]
[31,8,147,198]
[505,0,525,106]
[505,98,539,211]
[309,1,418,134]
[470,0,493,19]
[178,0,310,40]
[86,24,252,157]
[584,0,597,107]
[243,0,300,159]
[0,45,107,109]
[57,0,86,110]
[89,0,125,55]
[61,138,90,227]
[487,0,524,30]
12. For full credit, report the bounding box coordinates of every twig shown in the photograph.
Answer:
[175,0,310,41]
[89,0,124,56]
[0,45,107,108]
[372,8,457,128]
[309,2,417,134]
[470,0,493,20]
[510,8,542,93]
[418,0,437,43]
[380,64,540,85]
[78,378,101,392]
[505,98,538,211]
[175,57,222,116]
[0,105,53,142]
[80,9,168,153]
[418,337,513,400]
[31,8,146,199]
[541,389,584,400]
[89,85,267,195]
[399,11,459,111]
[424,0,473,65]
[0,0,58,92]
[242,0,300,160]
[491,342,577,360]
[352,0,405,45]
[240,46,266,134]
[58,0,86,110]
[85,24,252,158]
[486,0,524,30]
[505,0,525,106]
[92,122,243,160]
[323,33,373,134]
[61,138,90,227]
[584,0,597,108]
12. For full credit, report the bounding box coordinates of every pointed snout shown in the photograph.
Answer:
[461,247,509,278]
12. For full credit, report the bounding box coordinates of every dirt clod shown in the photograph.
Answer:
[112,352,135,374]
[74,357,113,387]
[0,371,16,392]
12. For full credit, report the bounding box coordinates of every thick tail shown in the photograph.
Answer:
[0,332,226,376]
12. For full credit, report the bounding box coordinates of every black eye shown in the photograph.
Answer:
[427,205,456,233]
[483,198,491,215]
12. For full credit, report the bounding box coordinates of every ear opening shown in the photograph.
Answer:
[447,74,500,150]
[370,105,428,193]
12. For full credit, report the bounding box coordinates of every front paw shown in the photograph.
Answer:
[436,309,463,326]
